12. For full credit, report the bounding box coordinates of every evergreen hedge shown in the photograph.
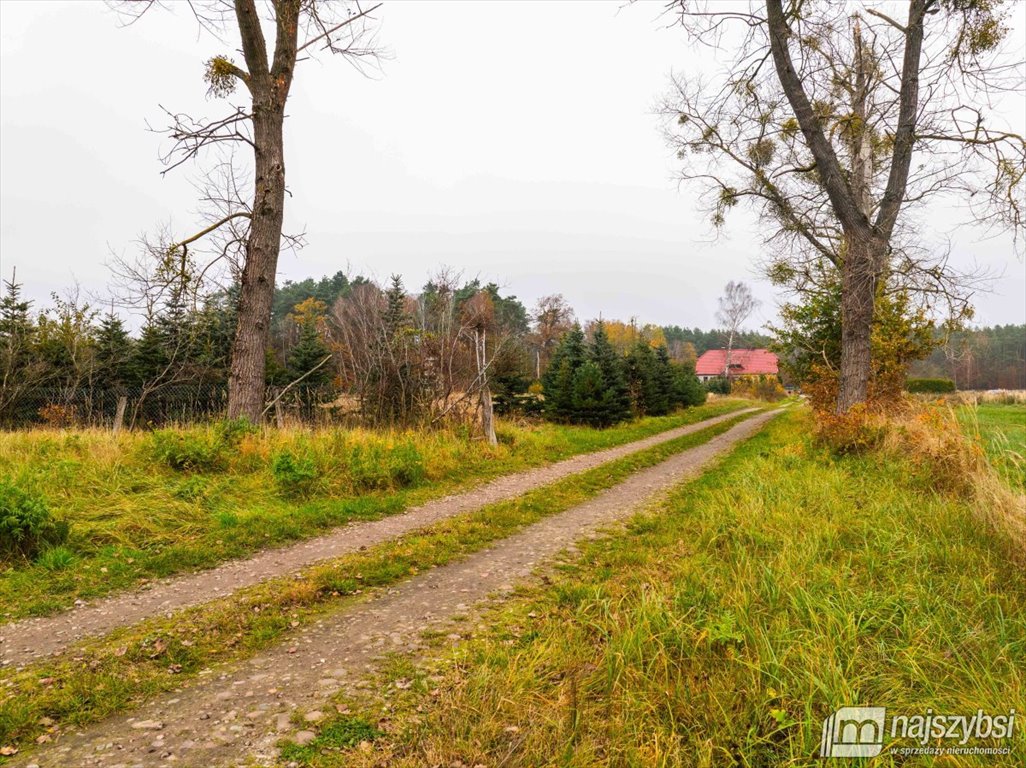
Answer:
[906,377,956,393]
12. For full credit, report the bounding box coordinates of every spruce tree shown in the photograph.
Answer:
[287,298,332,386]
[541,324,585,422]
[384,274,409,337]
[626,342,669,417]
[589,321,630,425]
[129,318,170,387]
[94,311,133,389]
[193,287,238,386]
[671,362,707,408]
[651,345,674,415]
[570,361,607,427]
[0,274,34,378]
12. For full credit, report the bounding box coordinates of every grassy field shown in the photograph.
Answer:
[0,411,761,756]
[293,409,1026,767]
[961,402,1026,490]
[0,401,752,620]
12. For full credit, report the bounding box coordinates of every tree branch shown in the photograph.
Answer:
[765,0,870,239]
[297,2,383,54]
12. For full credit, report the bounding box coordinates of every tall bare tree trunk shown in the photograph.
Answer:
[836,236,876,411]
[226,0,299,422]
[228,106,286,421]
[480,383,497,446]
[835,26,878,415]
[474,328,497,446]
[724,328,735,380]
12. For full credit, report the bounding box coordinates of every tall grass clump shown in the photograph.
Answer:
[808,386,1024,565]
[271,448,320,498]
[148,418,257,472]
[817,403,1026,565]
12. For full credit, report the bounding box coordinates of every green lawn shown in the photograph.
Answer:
[299,409,1025,767]
[0,401,752,621]
[961,402,1026,490]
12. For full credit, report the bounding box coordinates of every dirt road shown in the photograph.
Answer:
[17,409,778,768]
[0,408,756,668]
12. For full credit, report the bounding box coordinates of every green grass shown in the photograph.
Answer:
[0,410,763,758]
[299,409,1026,768]
[0,401,751,620]
[960,403,1026,490]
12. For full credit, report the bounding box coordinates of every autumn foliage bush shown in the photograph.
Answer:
[730,375,786,402]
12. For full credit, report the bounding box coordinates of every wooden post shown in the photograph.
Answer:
[112,395,128,434]
[273,388,285,429]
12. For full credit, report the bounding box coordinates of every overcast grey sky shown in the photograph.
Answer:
[1,0,1024,332]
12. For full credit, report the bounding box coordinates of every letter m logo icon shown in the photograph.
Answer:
[820,706,886,757]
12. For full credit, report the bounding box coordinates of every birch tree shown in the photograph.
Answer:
[716,280,759,378]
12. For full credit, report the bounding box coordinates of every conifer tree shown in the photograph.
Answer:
[670,362,707,408]
[287,298,332,386]
[129,318,170,387]
[589,321,630,425]
[0,273,39,414]
[541,324,585,422]
[0,274,34,378]
[652,345,675,414]
[94,311,133,389]
[384,275,409,337]
[626,342,671,416]
[570,361,608,427]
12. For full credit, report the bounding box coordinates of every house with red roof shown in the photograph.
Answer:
[694,348,779,382]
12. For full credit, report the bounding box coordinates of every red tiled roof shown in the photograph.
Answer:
[695,348,778,376]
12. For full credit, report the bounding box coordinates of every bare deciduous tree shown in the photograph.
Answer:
[531,294,576,379]
[328,270,522,439]
[115,0,383,421]
[715,280,760,379]
[664,0,1025,411]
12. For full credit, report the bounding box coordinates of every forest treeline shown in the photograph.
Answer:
[0,270,718,429]
[909,325,1026,390]
[2,269,1021,429]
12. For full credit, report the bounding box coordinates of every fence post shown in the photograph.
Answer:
[112,395,128,433]
[273,388,285,429]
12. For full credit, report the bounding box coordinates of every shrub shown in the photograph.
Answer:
[0,481,69,560]
[149,430,226,472]
[906,377,956,394]
[214,418,259,446]
[388,441,426,487]
[814,406,888,455]
[271,449,320,498]
[38,404,78,428]
[731,375,787,402]
[705,377,731,395]
[348,443,392,491]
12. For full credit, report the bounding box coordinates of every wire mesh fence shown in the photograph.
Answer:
[0,383,344,430]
